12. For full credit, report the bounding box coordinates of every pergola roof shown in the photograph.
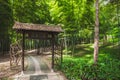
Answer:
[13,22,63,33]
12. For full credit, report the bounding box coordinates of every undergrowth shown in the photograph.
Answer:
[56,54,120,80]
[56,43,120,80]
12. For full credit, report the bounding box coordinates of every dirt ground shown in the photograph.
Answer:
[0,54,21,79]
[0,52,67,80]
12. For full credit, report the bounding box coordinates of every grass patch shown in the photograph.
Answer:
[56,43,120,80]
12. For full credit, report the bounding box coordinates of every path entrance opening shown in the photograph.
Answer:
[11,22,63,71]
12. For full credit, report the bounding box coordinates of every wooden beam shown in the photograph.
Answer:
[22,31,25,71]
[51,34,55,69]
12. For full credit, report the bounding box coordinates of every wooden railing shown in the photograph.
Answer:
[54,45,63,67]
[9,42,22,68]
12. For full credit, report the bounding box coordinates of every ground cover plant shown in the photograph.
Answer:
[56,44,120,80]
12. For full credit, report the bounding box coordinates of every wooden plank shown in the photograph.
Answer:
[28,33,52,39]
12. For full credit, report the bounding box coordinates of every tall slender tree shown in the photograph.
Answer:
[94,0,99,64]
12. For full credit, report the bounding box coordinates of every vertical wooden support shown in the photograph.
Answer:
[51,34,55,69]
[37,40,39,55]
[22,31,25,71]
[10,46,12,67]
[60,40,63,69]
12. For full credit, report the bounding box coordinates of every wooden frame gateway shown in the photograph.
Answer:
[13,22,63,71]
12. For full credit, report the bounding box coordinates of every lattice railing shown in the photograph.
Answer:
[54,45,62,66]
[9,41,22,68]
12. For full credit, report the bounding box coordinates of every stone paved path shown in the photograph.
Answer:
[13,55,64,80]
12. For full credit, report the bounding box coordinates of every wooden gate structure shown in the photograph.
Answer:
[11,22,63,71]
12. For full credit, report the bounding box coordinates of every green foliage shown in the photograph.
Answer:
[0,0,119,57]
[12,0,51,23]
[56,43,120,80]
[57,55,120,80]
[0,0,13,35]
[0,0,13,52]
[99,0,119,43]
[1,0,118,44]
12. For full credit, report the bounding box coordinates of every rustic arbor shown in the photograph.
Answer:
[12,22,63,71]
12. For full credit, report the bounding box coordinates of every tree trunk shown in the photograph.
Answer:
[94,0,99,64]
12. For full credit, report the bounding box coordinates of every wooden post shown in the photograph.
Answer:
[51,34,55,69]
[22,31,25,71]
[60,40,63,69]
[10,46,12,67]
